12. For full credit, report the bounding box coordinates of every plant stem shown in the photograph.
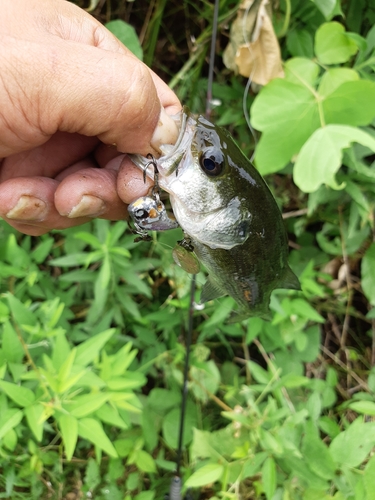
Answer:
[279,0,291,38]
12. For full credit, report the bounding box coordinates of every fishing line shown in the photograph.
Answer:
[205,0,220,120]
[169,0,220,498]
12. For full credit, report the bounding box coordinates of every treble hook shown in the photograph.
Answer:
[143,153,161,202]
[143,153,158,183]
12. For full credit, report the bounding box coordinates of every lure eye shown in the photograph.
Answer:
[135,209,149,220]
[199,147,224,177]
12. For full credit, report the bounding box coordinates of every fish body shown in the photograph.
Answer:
[130,108,299,320]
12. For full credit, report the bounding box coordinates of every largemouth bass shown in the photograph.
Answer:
[129,108,300,321]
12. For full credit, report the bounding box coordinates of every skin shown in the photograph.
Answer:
[0,0,181,236]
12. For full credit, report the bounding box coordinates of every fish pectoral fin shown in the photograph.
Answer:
[200,276,226,303]
[281,266,301,291]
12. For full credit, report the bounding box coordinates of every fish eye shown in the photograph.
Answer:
[199,147,224,177]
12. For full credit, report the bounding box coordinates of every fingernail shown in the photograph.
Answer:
[67,195,105,218]
[150,107,179,153]
[6,195,47,220]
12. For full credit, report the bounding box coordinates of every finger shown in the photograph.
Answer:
[0,177,91,234]
[0,133,98,182]
[117,156,153,205]
[54,158,129,220]
[95,143,121,169]
[149,72,182,116]
[1,0,181,158]
[41,0,182,116]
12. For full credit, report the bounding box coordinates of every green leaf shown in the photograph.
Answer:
[329,418,375,467]
[3,428,17,452]
[0,380,35,407]
[253,79,375,176]
[134,450,156,473]
[97,255,111,290]
[262,457,276,500]
[51,333,71,372]
[247,361,271,384]
[58,270,96,283]
[286,30,314,58]
[84,457,101,491]
[74,232,101,249]
[6,293,37,327]
[95,404,128,429]
[345,180,371,215]
[7,362,25,383]
[75,328,116,367]
[323,81,375,126]
[185,463,224,488]
[111,343,137,376]
[162,406,196,449]
[362,244,375,306]
[348,400,375,416]
[242,452,268,478]
[59,414,78,461]
[78,418,118,457]
[114,438,133,458]
[190,360,220,401]
[319,416,341,439]
[259,429,283,455]
[301,421,336,480]
[58,369,87,394]
[315,22,358,64]
[57,348,76,386]
[142,409,159,450]
[48,252,93,267]
[282,455,328,489]
[191,427,240,461]
[24,404,45,442]
[107,221,128,247]
[106,373,146,391]
[5,234,30,267]
[311,0,336,19]
[0,409,23,440]
[294,125,375,192]
[284,57,320,87]
[364,454,375,500]
[31,238,54,264]
[134,492,155,500]
[0,299,10,322]
[147,388,180,412]
[2,321,24,364]
[251,79,320,174]
[201,297,233,327]
[318,68,359,97]
[105,20,143,60]
[68,393,109,418]
[290,298,325,323]
[277,374,309,389]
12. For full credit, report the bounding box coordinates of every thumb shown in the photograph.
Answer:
[44,40,180,155]
[0,0,180,157]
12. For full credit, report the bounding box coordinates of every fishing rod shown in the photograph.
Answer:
[167,0,220,498]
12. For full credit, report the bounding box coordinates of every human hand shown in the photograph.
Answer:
[0,0,181,235]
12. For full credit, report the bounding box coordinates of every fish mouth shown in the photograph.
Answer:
[129,107,196,179]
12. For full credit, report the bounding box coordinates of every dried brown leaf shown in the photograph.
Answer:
[223,0,284,86]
